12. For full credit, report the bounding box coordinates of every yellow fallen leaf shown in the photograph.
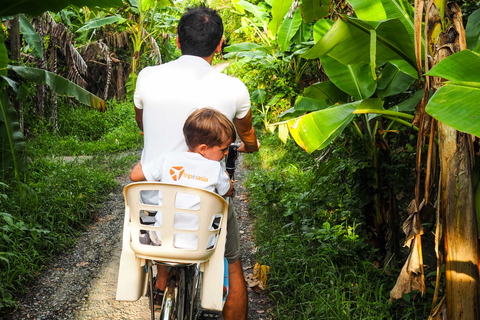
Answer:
[253,262,270,288]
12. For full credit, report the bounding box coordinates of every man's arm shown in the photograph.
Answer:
[233,109,259,153]
[135,106,144,131]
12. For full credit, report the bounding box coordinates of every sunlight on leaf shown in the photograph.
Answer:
[287,101,360,153]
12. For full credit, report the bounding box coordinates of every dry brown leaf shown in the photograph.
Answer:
[390,236,425,302]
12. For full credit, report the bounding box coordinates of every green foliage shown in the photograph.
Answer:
[244,134,388,319]
[225,1,318,127]
[243,128,418,318]
[0,99,140,314]
[424,49,480,137]
[0,0,123,17]
[25,100,143,156]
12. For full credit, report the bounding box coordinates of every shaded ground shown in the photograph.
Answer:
[5,154,272,319]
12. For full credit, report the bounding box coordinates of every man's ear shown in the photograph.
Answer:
[176,36,181,50]
[214,38,223,54]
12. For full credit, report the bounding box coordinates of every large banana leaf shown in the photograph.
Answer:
[277,8,303,52]
[349,0,416,45]
[303,15,417,71]
[300,0,329,23]
[286,101,361,153]
[0,86,26,181]
[425,49,480,82]
[425,82,480,137]
[18,14,42,60]
[313,19,334,43]
[425,50,480,137]
[0,0,123,16]
[465,8,480,50]
[376,62,416,99]
[271,97,417,152]
[76,16,126,33]
[321,56,376,100]
[303,81,348,105]
[292,81,348,112]
[9,66,106,111]
[236,0,268,22]
[268,0,293,38]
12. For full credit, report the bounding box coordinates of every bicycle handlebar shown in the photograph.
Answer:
[226,142,241,180]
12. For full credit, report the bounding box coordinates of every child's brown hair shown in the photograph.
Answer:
[183,107,236,150]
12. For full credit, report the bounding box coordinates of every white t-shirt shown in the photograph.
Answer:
[142,151,230,249]
[134,55,251,167]
[142,151,231,197]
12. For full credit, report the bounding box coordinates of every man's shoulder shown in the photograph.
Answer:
[139,59,179,74]
[208,69,247,90]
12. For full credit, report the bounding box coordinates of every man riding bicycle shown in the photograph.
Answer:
[133,5,260,320]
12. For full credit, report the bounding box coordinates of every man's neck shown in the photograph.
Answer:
[181,54,214,65]
[202,54,215,65]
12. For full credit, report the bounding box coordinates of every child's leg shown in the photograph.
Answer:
[156,264,168,291]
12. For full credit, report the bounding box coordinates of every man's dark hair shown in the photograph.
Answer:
[177,6,224,57]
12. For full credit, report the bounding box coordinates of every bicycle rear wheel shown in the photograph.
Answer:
[158,267,188,320]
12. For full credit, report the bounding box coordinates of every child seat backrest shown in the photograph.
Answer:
[124,181,228,264]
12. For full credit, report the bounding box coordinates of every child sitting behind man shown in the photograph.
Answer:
[130,107,236,302]
[130,107,235,195]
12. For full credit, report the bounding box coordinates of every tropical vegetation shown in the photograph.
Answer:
[1,0,480,319]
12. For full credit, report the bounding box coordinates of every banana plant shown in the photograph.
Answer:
[227,0,324,126]
[0,0,123,183]
[125,0,174,98]
[269,0,419,150]
[262,0,425,260]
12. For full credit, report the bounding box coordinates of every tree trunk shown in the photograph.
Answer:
[438,125,479,320]
[48,40,58,129]
[34,15,47,118]
[9,14,24,133]
[426,2,480,318]
[116,63,125,99]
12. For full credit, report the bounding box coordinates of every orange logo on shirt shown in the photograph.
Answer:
[169,166,209,182]
[170,166,185,181]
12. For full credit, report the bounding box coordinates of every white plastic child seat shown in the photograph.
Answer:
[125,181,228,263]
[116,181,229,312]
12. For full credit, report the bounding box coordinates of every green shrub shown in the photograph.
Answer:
[26,100,143,156]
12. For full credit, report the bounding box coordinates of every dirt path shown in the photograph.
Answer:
[6,154,272,320]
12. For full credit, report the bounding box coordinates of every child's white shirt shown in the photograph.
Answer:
[141,151,230,249]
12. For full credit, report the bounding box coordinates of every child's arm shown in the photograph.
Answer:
[222,171,233,197]
[130,161,146,181]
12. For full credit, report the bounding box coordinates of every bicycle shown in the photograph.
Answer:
[116,143,241,320]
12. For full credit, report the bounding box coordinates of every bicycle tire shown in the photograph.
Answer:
[159,277,175,320]
[147,261,156,320]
